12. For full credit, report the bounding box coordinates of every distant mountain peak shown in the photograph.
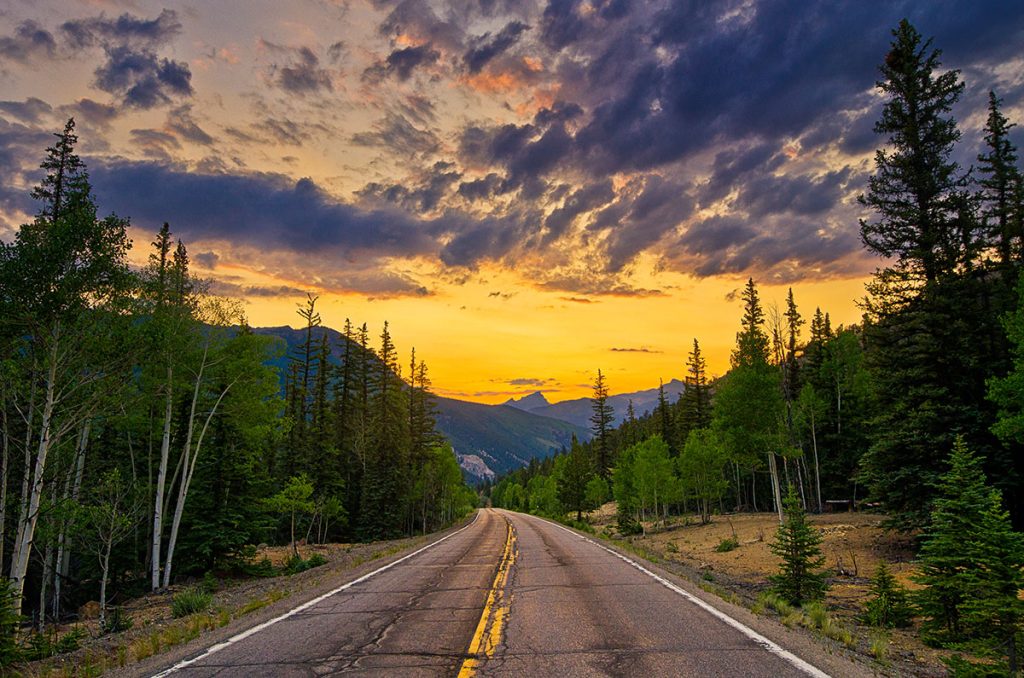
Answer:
[504,391,550,410]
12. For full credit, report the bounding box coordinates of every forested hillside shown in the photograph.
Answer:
[491,21,1024,671]
[0,123,476,642]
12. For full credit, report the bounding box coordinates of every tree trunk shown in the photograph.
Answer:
[54,420,89,620]
[767,453,783,522]
[0,399,10,573]
[11,337,59,617]
[809,407,822,512]
[99,538,112,631]
[163,373,231,589]
[151,364,173,591]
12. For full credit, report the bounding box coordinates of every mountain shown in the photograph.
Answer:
[435,397,590,482]
[503,391,550,411]
[251,325,589,483]
[526,378,687,429]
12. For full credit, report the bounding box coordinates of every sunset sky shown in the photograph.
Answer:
[1,1,1021,403]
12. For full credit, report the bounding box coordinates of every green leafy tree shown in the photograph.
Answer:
[677,429,729,524]
[585,476,609,510]
[266,474,315,557]
[632,436,676,532]
[769,485,827,605]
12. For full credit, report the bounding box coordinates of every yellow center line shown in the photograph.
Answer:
[458,515,516,677]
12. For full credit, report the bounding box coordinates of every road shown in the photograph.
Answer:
[144,509,869,677]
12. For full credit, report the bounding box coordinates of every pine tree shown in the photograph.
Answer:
[655,379,673,453]
[977,91,1022,267]
[590,369,614,479]
[678,338,711,440]
[914,438,992,642]
[556,436,595,521]
[733,278,770,368]
[862,561,913,628]
[769,485,827,605]
[858,19,968,284]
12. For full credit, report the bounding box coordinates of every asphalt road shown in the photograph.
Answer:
[145,509,870,677]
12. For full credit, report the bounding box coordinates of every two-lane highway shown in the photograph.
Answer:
[142,509,870,677]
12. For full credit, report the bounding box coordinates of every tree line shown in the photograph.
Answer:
[0,121,475,639]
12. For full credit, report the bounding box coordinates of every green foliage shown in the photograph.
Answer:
[283,553,328,575]
[715,536,739,553]
[172,588,213,618]
[862,562,914,628]
[990,275,1024,446]
[527,474,561,518]
[556,437,596,520]
[769,486,828,605]
[585,476,609,509]
[0,579,20,667]
[102,606,134,634]
[678,429,729,524]
[942,655,1010,677]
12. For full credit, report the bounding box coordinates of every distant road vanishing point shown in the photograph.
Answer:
[138,509,871,677]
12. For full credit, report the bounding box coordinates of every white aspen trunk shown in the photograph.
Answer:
[810,407,822,513]
[11,371,37,584]
[54,420,89,620]
[11,339,59,618]
[99,538,112,630]
[768,452,784,522]
[163,374,231,588]
[151,364,173,591]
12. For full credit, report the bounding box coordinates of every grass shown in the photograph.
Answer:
[869,629,890,661]
[754,594,856,649]
[171,588,212,618]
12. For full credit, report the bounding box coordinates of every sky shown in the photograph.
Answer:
[1,1,1022,403]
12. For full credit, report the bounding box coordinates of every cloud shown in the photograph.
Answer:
[88,162,438,261]
[93,44,193,109]
[0,98,52,124]
[358,161,462,213]
[504,377,555,386]
[0,21,57,63]
[60,9,182,49]
[166,105,213,145]
[193,251,220,269]
[560,296,597,303]
[275,47,333,94]
[464,21,528,73]
[351,113,439,155]
[364,44,440,82]
[610,346,663,353]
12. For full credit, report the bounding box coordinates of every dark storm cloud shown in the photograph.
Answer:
[457,173,504,202]
[93,44,193,109]
[88,162,438,259]
[601,175,696,272]
[735,168,851,220]
[543,179,615,244]
[0,21,57,63]
[276,47,333,94]
[358,161,462,213]
[464,21,528,73]
[61,99,120,129]
[0,98,52,124]
[365,44,440,82]
[0,120,51,215]
[438,211,532,267]
[60,9,181,49]
[378,0,464,51]
[130,128,181,160]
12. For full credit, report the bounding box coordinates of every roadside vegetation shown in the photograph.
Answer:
[490,20,1024,676]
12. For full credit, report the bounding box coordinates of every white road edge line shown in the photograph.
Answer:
[529,513,831,678]
[150,511,482,677]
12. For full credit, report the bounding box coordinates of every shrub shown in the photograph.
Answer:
[715,536,740,552]
[172,588,212,618]
[862,562,914,628]
[283,553,328,575]
[0,578,21,667]
[102,606,134,634]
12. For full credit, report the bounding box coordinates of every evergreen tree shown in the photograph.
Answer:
[914,438,992,642]
[678,339,711,437]
[590,369,614,479]
[858,20,1002,530]
[977,91,1022,267]
[556,436,595,521]
[858,20,968,284]
[862,561,914,628]
[769,485,827,605]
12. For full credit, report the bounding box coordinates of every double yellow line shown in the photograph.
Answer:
[458,517,516,677]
